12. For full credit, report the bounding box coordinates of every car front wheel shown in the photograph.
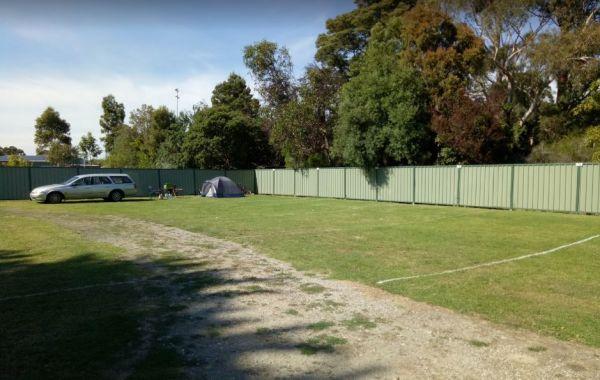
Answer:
[46,192,63,204]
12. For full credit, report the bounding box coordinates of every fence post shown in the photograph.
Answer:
[272,168,275,195]
[575,162,583,213]
[192,169,197,195]
[293,169,296,196]
[412,166,416,205]
[509,165,515,210]
[375,168,379,202]
[456,165,462,206]
[27,166,32,192]
[343,167,347,199]
[316,168,320,197]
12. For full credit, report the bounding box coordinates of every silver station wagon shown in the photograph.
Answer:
[30,173,137,203]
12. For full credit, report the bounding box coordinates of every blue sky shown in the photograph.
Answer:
[0,0,354,154]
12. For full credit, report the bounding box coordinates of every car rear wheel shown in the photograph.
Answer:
[109,190,124,202]
[46,192,63,204]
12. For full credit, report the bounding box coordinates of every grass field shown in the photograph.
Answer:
[0,213,189,379]
[1,195,599,350]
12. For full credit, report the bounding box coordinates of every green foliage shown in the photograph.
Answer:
[47,141,78,166]
[211,73,259,117]
[78,132,102,164]
[270,65,344,168]
[315,0,413,76]
[0,146,25,156]
[243,40,295,109]
[108,104,181,168]
[155,113,190,169]
[574,80,600,124]
[34,107,71,155]
[584,126,600,162]
[183,106,267,169]
[105,126,142,168]
[183,73,269,169]
[143,106,178,166]
[99,95,126,154]
[528,132,593,163]
[6,154,30,167]
[334,39,433,167]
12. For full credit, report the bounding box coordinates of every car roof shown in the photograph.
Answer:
[76,173,129,177]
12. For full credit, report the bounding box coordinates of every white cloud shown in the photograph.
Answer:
[0,72,232,154]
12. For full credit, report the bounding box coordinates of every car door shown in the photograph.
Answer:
[91,176,112,198]
[64,177,93,199]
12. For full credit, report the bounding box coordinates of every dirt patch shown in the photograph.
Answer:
[22,211,600,378]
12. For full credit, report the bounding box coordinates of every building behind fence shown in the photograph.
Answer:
[1,163,599,214]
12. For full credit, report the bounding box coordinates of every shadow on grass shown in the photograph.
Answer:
[51,198,154,205]
[0,250,381,379]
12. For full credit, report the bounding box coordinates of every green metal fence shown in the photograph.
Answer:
[0,167,255,199]
[1,164,598,214]
[262,164,600,214]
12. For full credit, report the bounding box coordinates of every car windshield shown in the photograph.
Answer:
[62,176,80,185]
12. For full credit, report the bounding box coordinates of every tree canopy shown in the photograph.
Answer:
[34,107,71,155]
[334,37,433,167]
[99,95,126,154]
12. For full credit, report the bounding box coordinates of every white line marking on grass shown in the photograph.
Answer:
[0,277,162,302]
[377,234,600,285]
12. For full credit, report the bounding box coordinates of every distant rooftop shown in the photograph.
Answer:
[0,155,48,162]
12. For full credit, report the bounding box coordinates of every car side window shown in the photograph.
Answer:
[73,177,92,186]
[110,176,132,184]
[92,176,111,185]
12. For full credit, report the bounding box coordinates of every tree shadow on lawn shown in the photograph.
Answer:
[45,198,154,205]
[0,250,381,379]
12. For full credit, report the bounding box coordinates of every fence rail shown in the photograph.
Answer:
[1,164,598,214]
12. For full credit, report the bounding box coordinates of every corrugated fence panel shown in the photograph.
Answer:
[513,164,577,212]
[319,168,345,198]
[274,169,295,195]
[377,167,413,203]
[226,170,255,193]
[78,167,119,175]
[579,164,600,214]
[345,168,376,200]
[195,170,226,186]
[125,169,160,197]
[294,169,318,197]
[460,165,511,209]
[415,166,457,205]
[255,169,274,194]
[31,167,78,189]
[1,164,599,215]
[0,167,30,200]
[160,169,195,195]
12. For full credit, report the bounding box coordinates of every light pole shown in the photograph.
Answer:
[175,88,180,115]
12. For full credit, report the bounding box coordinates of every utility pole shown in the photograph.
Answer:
[175,88,180,115]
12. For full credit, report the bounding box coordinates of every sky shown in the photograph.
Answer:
[0,0,354,154]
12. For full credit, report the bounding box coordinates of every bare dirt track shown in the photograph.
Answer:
[27,211,600,379]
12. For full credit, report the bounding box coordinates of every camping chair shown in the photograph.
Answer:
[163,182,177,199]
[148,185,162,199]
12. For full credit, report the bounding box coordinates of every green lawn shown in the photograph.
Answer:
[0,212,186,379]
[2,196,599,348]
